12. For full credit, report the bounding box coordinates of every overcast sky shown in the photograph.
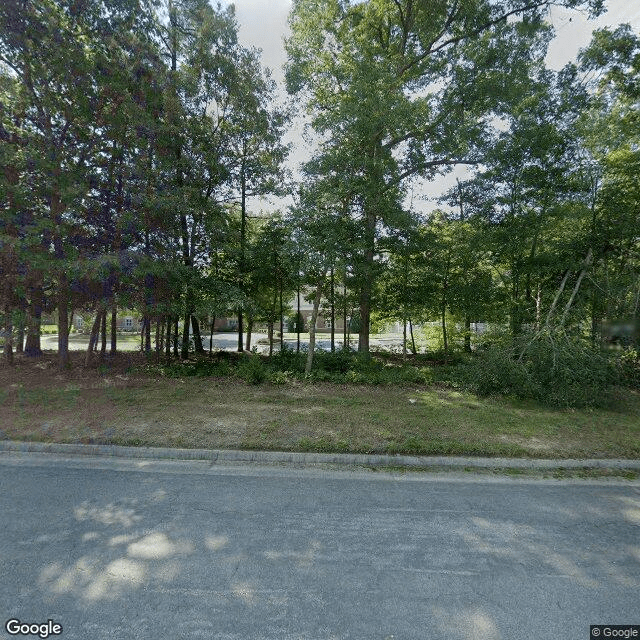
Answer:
[219,0,640,212]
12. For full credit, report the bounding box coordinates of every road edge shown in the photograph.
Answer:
[1,440,640,471]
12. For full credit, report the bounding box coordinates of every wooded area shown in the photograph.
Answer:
[1,0,638,394]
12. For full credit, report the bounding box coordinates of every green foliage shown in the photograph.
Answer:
[465,331,618,408]
[237,355,268,385]
[615,349,640,389]
[286,313,305,333]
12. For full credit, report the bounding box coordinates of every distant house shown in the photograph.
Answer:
[73,313,142,333]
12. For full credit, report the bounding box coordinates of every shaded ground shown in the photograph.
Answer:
[1,351,639,459]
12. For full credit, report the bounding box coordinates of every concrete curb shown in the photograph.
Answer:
[1,440,639,471]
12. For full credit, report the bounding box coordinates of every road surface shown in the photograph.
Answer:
[1,454,638,639]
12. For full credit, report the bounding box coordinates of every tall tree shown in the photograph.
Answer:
[285,0,602,354]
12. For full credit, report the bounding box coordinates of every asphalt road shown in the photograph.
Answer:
[36,332,404,353]
[1,454,639,640]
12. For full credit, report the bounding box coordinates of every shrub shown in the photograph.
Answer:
[464,331,618,408]
[238,355,268,384]
[615,348,640,389]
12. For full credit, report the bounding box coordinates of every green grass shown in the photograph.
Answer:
[2,352,639,459]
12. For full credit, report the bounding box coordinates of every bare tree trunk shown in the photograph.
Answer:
[279,278,284,352]
[166,315,173,359]
[403,317,407,361]
[100,308,107,360]
[209,316,215,355]
[57,287,71,369]
[85,305,104,367]
[15,311,24,354]
[245,316,253,352]
[297,283,301,354]
[409,318,416,355]
[181,311,190,358]
[173,316,179,357]
[4,311,14,366]
[67,308,74,339]
[268,322,274,357]
[191,315,203,354]
[441,302,448,360]
[464,316,471,353]
[544,269,571,329]
[305,270,327,374]
[330,267,335,352]
[144,315,151,354]
[155,318,161,358]
[343,280,348,350]
[25,284,43,357]
[237,310,243,353]
[110,304,117,355]
[560,249,593,327]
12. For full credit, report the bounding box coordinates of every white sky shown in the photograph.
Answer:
[219,0,640,212]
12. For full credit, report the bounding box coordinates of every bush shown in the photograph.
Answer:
[238,355,268,384]
[615,348,640,389]
[314,349,356,373]
[464,331,618,408]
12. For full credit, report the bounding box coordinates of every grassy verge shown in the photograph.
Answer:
[1,352,639,459]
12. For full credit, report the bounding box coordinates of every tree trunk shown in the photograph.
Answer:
[245,316,253,352]
[464,316,471,353]
[403,317,407,361]
[238,146,247,353]
[343,277,348,350]
[330,267,335,352]
[144,315,151,354]
[305,270,327,374]
[57,277,70,369]
[441,302,448,360]
[296,281,301,354]
[544,268,571,329]
[181,311,190,358]
[560,248,593,327]
[4,311,14,366]
[100,308,107,360]
[25,285,43,357]
[155,318,161,358]
[67,308,74,339]
[358,208,376,355]
[15,311,24,354]
[209,316,215,355]
[237,310,244,353]
[166,315,172,359]
[110,304,117,355]
[191,315,204,354]
[279,278,284,352]
[173,316,179,357]
[85,304,104,367]
[268,322,274,357]
[409,318,416,355]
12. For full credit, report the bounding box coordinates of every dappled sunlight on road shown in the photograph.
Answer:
[619,495,640,525]
[5,462,636,639]
[127,532,194,559]
[456,511,639,590]
[432,607,502,640]
[263,540,323,568]
[74,500,142,527]
[204,534,229,551]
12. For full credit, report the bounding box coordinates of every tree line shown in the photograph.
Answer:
[1,0,638,370]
